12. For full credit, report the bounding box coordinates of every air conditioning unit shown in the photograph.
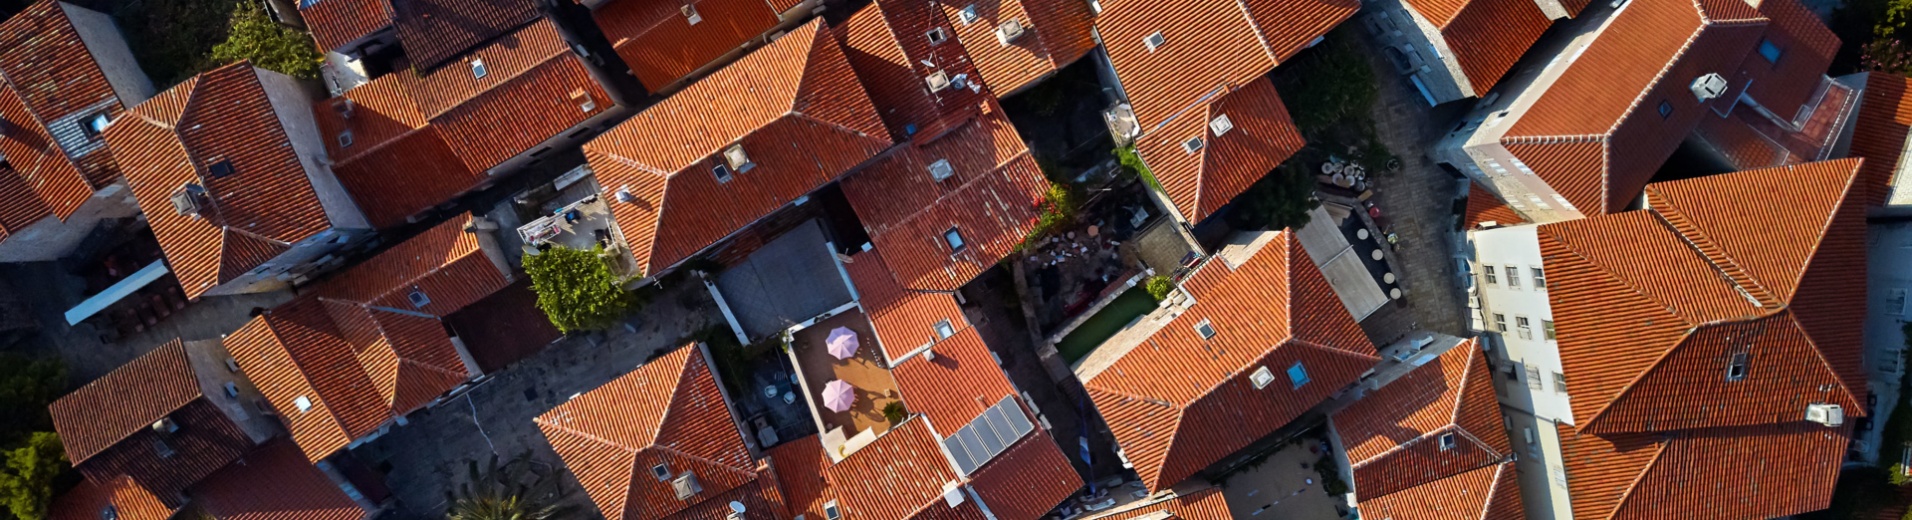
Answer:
[927,71,951,91]
[996,19,1025,45]
[1807,403,1844,427]
[1691,72,1728,101]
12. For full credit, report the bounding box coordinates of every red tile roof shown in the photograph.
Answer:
[0,164,53,240]
[841,102,1046,290]
[1086,487,1232,520]
[1133,78,1304,223]
[891,328,1017,432]
[1354,461,1522,520]
[588,20,890,275]
[536,344,760,520]
[1850,73,1912,206]
[834,0,994,138]
[1409,0,1553,94]
[301,0,394,53]
[1735,0,1839,120]
[964,426,1082,520]
[936,0,1096,95]
[108,62,338,299]
[1084,231,1378,490]
[0,0,130,221]
[1557,422,1848,520]
[315,19,612,228]
[225,299,392,462]
[1332,341,1518,513]
[591,0,781,90]
[390,0,539,70]
[1500,0,1769,215]
[825,419,971,520]
[190,440,372,520]
[49,339,254,507]
[311,213,510,315]
[49,476,175,520]
[1462,181,1526,229]
[1538,159,1867,434]
[1094,0,1356,131]
[841,249,968,362]
[766,439,836,519]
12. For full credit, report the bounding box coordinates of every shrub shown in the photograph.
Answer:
[211,2,323,80]
[524,246,640,333]
[445,452,576,520]
[1114,146,1163,194]
[1895,464,1912,486]
[0,432,66,520]
[1017,182,1081,252]
[1275,31,1378,138]
[1144,275,1174,302]
[883,402,908,425]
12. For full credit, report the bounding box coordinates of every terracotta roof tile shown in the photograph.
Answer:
[1334,342,1514,502]
[1133,78,1304,223]
[1735,0,1838,118]
[1354,461,1521,520]
[226,299,391,462]
[49,476,175,520]
[592,0,781,90]
[537,344,759,520]
[937,0,1096,95]
[842,249,968,361]
[1426,0,1553,94]
[390,0,539,70]
[842,103,1045,290]
[1540,159,1867,435]
[1086,487,1232,520]
[0,164,53,239]
[766,439,836,519]
[1462,181,1526,229]
[1095,0,1355,131]
[302,0,394,52]
[0,1,128,219]
[1851,73,1912,206]
[891,328,1017,430]
[1559,422,1848,520]
[825,419,964,520]
[834,0,993,138]
[1085,232,1378,490]
[190,440,372,520]
[109,63,337,299]
[964,427,1082,520]
[589,20,890,275]
[312,213,509,315]
[1501,0,1768,215]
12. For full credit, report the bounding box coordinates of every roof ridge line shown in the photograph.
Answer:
[1477,461,1510,520]
[1499,133,1607,145]
[1644,200,1775,308]
[1606,436,1671,520]
[651,349,700,446]
[1603,21,1708,138]
[1780,161,1862,299]
[257,312,363,447]
[868,148,1036,232]
[652,444,760,478]
[1228,0,1279,64]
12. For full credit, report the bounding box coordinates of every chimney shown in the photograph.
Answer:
[465,216,513,281]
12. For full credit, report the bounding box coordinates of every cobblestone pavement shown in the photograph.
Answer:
[351,281,721,519]
[1344,32,1472,338]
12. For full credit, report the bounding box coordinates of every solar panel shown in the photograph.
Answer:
[940,397,1039,476]
[943,437,979,475]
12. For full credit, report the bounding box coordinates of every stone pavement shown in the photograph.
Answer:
[1344,32,1472,338]
[350,281,722,519]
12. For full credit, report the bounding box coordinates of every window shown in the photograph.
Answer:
[1503,361,1519,381]
[682,4,701,24]
[712,164,733,183]
[1657,100,1673,118]
[1727,352,1749,381]
[1542,320,1556,340]
[1532,267,1546,289]
[1516,316,1532,340]
[1144,31,1165,51]
[1287,362,1310,388]
[959,4,980,23]
[651,463,671,480]
[1438,433,1457,451]
[1525,365,1543,391]
[944,227,966,251]
[1505,265,1520,288]
[1524,428,1538,457]
[1758,39,1783,63]
[294,395,313,413]
[1181,137,1204,154]
[1493,313,1507,332]
[1194,319,1217,339]
[82,112,111,137]
[824,501,842,520]
[471,59,488,79]
[927,27,948,45]
[337,130,354,148]
[1553,372,1567,393]
[932,319,955,340]
[407,289,430,308]
[1483,265,1497,285]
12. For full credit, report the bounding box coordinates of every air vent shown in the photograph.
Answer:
[294,395,313,413]
[170,184,207,217]
[1249,366,1274,389]
[151,417,179,433]
[1690,72,1727,101]
[673,472,703,500]
[927,71,951,91]
[1807,403,1844,427]
[996,19,1025,45]
[615,187,637,204]
[927,158,955,181]
[1209,114,1234,136]
[681,4,701,24]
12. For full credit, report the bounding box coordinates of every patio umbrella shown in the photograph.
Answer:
[822,380,856,412]
[827,326,859,360]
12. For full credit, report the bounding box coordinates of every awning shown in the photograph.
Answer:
[65,260,169,325]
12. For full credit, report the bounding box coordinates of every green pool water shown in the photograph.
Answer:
[1056,287,1159,364]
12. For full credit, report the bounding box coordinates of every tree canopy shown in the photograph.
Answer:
[210,2,323,80]
[524,246,640,333]
[1226,164,1319,232]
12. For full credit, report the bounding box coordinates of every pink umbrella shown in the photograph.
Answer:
[822,380,855,412]
[827,326,859,360]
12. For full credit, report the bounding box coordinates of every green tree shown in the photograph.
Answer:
[210,2,322,80]
[0,355,65,444]
[446,453,575,520]
[1226,164,1319,232]
[0,432,67,520]
[1143,275,1174,302]
[882,402,908,425]
[524,246,639,333]
[1275,32,1378,138]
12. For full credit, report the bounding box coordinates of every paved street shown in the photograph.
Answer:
[350,281,722,519]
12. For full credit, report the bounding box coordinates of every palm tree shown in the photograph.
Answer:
[445,452,576,520]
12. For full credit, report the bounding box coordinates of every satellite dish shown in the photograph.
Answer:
[730,501,747,513]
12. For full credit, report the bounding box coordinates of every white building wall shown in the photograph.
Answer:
[1504,407,1573,520]
[1860,222,1912,464]
[59,2,155,106]
[0,185,140,262]
[1471,224,1573,424]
